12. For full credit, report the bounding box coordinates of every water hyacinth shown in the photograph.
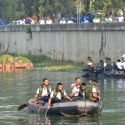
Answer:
[44,64,81,71]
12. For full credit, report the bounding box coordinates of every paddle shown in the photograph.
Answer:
[17,93,50,111]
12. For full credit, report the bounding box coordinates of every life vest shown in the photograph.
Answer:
[97,63,104,69]
[79,90,86,99]
[85,81,97,101]
[83,60,92,69]
[38,85,51,97]
[53,89,65,99]
[106,60,112,70]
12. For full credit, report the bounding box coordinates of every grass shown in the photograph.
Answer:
[25,55,82,72]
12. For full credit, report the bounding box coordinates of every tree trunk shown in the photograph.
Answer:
[111,8,114,21]
[83,0,90,14]
[123,7,125,16]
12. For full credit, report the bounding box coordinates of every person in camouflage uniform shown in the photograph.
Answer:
[83,56,95,73]
[97,60,104,73]
[104,57,114,72]
[48,83,72,109]
[85,80,101,102]
[33,78,52,103]
[78,82,86,100]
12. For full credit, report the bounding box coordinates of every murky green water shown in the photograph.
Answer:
[0,69,125,125]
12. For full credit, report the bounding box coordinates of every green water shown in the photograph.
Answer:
[0,69,125,125]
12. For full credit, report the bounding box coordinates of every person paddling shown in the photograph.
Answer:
[33,78,51,104]
[48,83,72,109]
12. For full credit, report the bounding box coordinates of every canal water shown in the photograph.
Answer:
[0,69,125,125]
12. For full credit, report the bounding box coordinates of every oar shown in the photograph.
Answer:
[17,93,50,111]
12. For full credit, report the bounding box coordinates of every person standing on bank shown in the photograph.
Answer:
[46,16,52,24]
[48,83,72,109]
[60,18,66,24]
[39,17,45,24]
[118,13,124,22]
[70,77,81,97]
[33,78,51,103]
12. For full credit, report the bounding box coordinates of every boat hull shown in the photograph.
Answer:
[81,68,115,78]
[113,72,125,78]
[81,69,97,77]
[28,100,102,116]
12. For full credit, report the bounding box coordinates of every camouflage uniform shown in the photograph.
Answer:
[38,85,51,98]
[105,59,112,70]
[78,90,86,99]
[83,61,91,69]
[85,81,97,101]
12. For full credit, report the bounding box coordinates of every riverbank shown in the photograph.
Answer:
[27,55,82,72]
[0,53,82,72]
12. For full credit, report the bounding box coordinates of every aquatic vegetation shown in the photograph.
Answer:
[0,54,13,64]
[0,53,82,72]
[0,54,33,71]
[44,64,81,72]
[13,56,32,64]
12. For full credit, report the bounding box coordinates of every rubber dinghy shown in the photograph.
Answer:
[113,71,125,78]
[27,99,102,116]
[81,69,99,77]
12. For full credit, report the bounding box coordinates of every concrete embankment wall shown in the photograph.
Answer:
[0,23,125,63]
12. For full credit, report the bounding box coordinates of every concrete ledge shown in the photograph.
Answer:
[0,25,25,32]
[31,23,125,31]
[0,23,125,32]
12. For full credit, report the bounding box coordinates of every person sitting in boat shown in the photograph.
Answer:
[78,82,86,100]
[96,60,104,74]
[70,77,80,97]
[104,57,114,72]
[115,59,123,71]
[122,54,125,61]
[122,59,125,71]
[83,56,95,73]
[48,83,72,109]
[86,80,101,102]
[33,78,51,104]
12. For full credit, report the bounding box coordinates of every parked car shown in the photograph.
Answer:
[93,10,105,23]
[93,14,102,23]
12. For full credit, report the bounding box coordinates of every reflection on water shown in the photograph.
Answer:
[0,69,125,124]
[27,115,102,125]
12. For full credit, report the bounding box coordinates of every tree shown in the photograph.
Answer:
[0,0,125,23]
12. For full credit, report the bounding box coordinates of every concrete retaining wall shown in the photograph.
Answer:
[0,23,125,63]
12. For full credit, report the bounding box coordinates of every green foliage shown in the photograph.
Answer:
[14,56,32,64]
[0,54,32,65]
[24,25,32,40]
[23,54,52,63]
[0,54,13,64]
[0,0,125,23]
[24,25,31,34]
[0,52,82,71]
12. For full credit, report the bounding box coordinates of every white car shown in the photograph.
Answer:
[93,14,101,23]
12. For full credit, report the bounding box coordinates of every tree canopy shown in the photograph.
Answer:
[0,0,125,23]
